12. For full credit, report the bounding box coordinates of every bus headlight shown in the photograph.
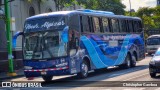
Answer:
[24,66,33,69]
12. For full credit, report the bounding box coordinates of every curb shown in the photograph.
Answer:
[0,69,24,81]
[0,74,24,81]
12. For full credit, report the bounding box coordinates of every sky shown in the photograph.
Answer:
[121,0,157,11]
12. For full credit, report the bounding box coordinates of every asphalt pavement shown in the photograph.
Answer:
[1,56,160,90]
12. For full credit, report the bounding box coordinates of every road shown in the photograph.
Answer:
[2,56,160,90]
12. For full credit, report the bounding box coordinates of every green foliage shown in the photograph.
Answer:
[125,11,137,17]
[53,0,126,14]
[142,16,155,30]
[135,6,160,30]
[77,0,126,15]
[77,0,98,9]
[54,0,75,11]
[153,6,160,15]
[136,7,154,18]
[128,6,160,38]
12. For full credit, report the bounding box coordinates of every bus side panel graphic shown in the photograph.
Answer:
[80,34,144,69]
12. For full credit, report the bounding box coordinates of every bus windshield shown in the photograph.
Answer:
[147,38,160,45]
[24,31,67,60]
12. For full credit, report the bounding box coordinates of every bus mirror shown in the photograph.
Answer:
[61,26,69,43]
[13,31,23,48]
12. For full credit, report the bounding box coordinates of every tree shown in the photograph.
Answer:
[77,0,126,15]
[77,0,97,9]
[132,6,160,38]
[136,7,154,18]
[54,0,76,11]
[96,0,126,15]
[135,6,160,30]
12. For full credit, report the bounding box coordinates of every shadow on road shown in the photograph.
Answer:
[151,74,160,79]
[41,65,149,87]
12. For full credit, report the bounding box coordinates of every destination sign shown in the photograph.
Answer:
[24,17,66,32]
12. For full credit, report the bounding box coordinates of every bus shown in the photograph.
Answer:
[146,35,160,55]
[13,9,145,81]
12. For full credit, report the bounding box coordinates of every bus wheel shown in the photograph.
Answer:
[150,73,156,78]
[77,60,89,78]
[122,54,131,69]
[131,55,136,67]
[42,75,53,82]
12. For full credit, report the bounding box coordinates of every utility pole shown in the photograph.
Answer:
[4,0,17,76]
[129,0,132,16]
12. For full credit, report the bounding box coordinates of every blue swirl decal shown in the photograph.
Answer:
[81,35,131,69]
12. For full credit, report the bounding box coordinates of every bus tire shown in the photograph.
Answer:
[120,54,131,69]
[77,60,89,78]
[124,54,131,68]
[150,73,156,78]
[131,55,136,67]
[42,75,53,82]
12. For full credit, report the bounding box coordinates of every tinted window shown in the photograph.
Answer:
[93,17,100,33]
[69,14,80,32]
[119,19,123,32]
[102,18,110,33]
[138,21,142,32]
[111,19,119,32]
[128,20,133,32]
[132,20,142,32]
[119,20,127,32]
[81,15,90,33]
[133,21,139,32]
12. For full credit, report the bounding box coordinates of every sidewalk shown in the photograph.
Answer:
[0,69,24,81]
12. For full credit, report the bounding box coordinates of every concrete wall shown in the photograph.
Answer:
[10,0,40,50]
[40,0,56,13]
[0,16,7,51]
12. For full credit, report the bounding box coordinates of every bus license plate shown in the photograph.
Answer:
[41,71,47,75]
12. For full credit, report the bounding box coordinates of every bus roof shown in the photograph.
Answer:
[26,10,141,21]
[76,9,115,15]
[148,35,160,39]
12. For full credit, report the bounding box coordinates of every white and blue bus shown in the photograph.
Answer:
[13,9,145,81]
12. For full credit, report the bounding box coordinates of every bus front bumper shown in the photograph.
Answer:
[24,66,70,77]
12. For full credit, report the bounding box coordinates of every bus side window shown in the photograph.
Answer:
[93,17,101,33]
[80,16,83,32]
[133,21,139,32]
[111,18,119,32]
[119,19,123,32]
[102,17,110,33]
[69,14,80,32]
[138,21,143,32]
[128,20,133,32]
[120,20,127,33]
[88,16,94,32]
[99,17,104,33]
[69,14,80,56]
[126,20,130,33]
[82,15,90,33]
